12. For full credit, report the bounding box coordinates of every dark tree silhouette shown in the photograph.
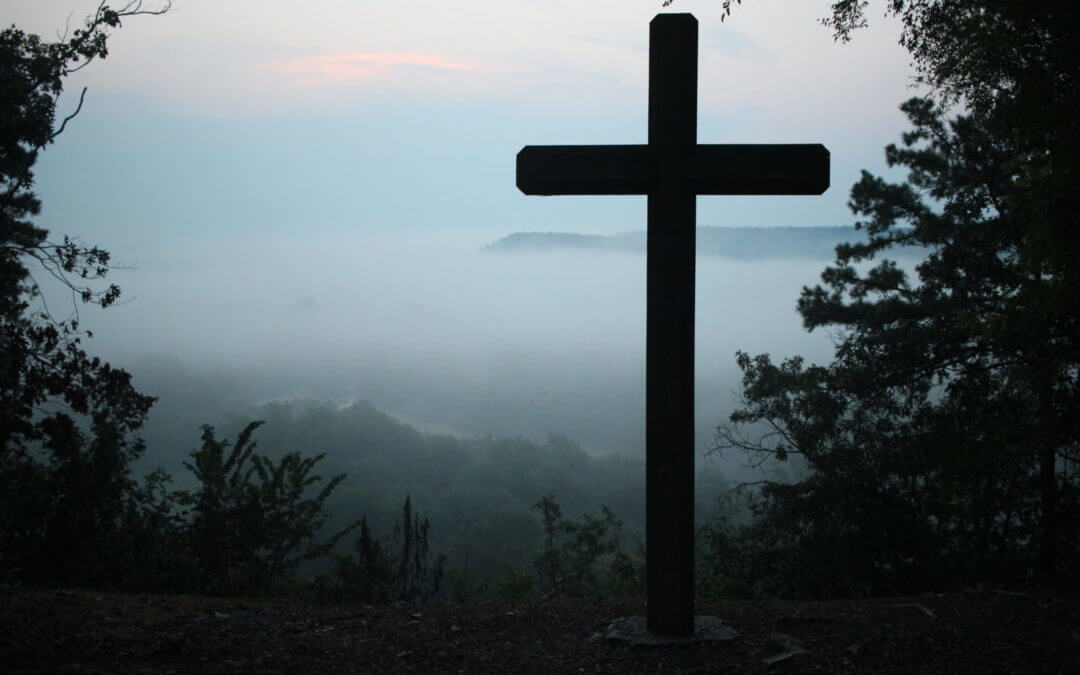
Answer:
[712,97,1080,595]
[671,0,1080,596]
[0,2,171,586]
[182,421,354,595]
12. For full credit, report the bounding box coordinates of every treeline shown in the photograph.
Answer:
[7,379,1075,602]
[213,398,734,595]
[0,395,733,600]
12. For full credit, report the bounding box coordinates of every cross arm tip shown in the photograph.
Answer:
[651,13,697,26]
[516,144,654,196]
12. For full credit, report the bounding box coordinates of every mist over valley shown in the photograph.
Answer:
[78,226,847,475]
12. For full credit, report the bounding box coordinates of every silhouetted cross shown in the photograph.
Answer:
[516,13,829,637]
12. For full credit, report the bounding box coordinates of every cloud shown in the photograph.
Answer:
[268,52,487,85]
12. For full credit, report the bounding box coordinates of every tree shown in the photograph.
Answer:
[393,494,446,601]
[183,421,355,595]
[670,1,1080,175]
[824,1,1080,305]
[712,96,1079,595]
[668,0,1079,594]
[533,495,640,597]
[0,2,171,586]
[321,516,396,603]
[318,495,445,603]
[692,1,1080,266]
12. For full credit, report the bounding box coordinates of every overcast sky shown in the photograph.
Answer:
[11,0,918,252]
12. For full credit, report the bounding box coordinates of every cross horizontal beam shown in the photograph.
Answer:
[517,143,829,196]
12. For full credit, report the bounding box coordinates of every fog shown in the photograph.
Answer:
[66,226,837,469]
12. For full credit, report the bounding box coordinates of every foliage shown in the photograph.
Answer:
[534,495,564,591]
[712,96,1080,596]
[678,0,1080,200]
[822,1,1080,119]
[393,494,446,601]
[492,567,537,599]
[322,516,396,603]
[230,399,665,585]
[318,495,446,603]
[719,1,1080,321]
[181,421,356,595]
[0,2,174,588]
[0,413,185,589]
[1,1,169,448]
[3,411,363,595]
[665,0,1080,598]
[695,492,755,599]
[533,495,642,597]
[829,1,1080,296]
[661,0,742,19]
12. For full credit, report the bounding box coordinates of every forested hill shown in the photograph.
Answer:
[483,226,920,260]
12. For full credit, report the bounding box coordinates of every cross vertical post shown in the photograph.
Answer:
[645,14,697,636]
[515,12,828,639]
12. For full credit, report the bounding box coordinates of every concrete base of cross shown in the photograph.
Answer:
[604,615,738,646]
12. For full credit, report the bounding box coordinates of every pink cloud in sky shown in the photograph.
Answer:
[269,52,486,85]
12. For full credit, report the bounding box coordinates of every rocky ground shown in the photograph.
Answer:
[2,585,1078,673]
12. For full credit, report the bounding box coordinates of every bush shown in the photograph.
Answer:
[533,495,642,597]
[181,421,354,595]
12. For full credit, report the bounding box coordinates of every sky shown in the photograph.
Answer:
[12,0,918,248]
[8,1,922,453]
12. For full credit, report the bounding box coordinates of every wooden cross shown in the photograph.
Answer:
[516,13,829,637]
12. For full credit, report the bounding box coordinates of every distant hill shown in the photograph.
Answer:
[484,226,921,260]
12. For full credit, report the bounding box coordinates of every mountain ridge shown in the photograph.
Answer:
[483,225,920,260]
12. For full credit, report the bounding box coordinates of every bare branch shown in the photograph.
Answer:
[63,2,173,76]
[58,11,76,41]
[53,87,88,140]
[116,1,173,18]
[723,480,774,498]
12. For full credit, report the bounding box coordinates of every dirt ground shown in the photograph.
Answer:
[2,585,1078,673]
